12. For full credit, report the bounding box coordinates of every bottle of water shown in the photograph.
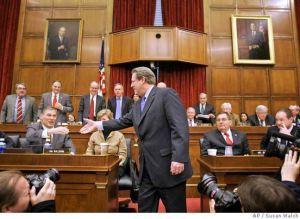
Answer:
[0,138,6,153]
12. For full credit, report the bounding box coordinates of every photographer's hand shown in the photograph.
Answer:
[30,178,56,206]
[281,150,300,182]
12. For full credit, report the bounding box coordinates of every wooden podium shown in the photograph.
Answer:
[198,155,282,212]
[0,154,120,212]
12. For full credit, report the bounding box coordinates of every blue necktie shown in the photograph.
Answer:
[115,97,122,119]
[141,97,146,112]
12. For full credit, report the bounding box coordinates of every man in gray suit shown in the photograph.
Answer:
[80,67,193,212]
[38,81,73,123]
[201,112,249,156]
[26,107,75,153]
[77,81,106,124]
[0,83,37,124]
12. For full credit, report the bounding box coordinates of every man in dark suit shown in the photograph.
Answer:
[0,83,37,124]
[194,92,215,124]
[201,112,249,155]
[261,108,300,150]
[26,107,75,153]
[249,105,275,127]
[80,66,193,212]
[38,81,73,123]
[77,81,106,124]
[48,26,70,60]
[248,22,265,59]
[107,83,133,119]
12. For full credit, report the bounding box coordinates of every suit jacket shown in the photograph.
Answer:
[194,103,215,124]
[229,112,241,126]
[38,92,73,123]
[260,125,300,150]
[77,94,106,123]
[103,87,193,188]
[25,122,75,153]
[107,96,133,119]
[248,31,265,59]
[249,114,275,126]
[0,94,37,124]
[48,35,70,60]
[201,129,249,155]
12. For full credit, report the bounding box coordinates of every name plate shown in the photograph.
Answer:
[44,148,71,154]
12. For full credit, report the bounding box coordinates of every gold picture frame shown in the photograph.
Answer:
[231,15,275,65]
[43,18,83,63]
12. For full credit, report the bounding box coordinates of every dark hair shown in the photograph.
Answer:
[240,112,249,120]
[277,108,293,119]
[237,175,300,212]
[216,112,231,120]
[0,170,24,211]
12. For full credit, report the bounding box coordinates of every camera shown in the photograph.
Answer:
[265,132,300,159]
[25,168,60,193]
[197,173,242,212]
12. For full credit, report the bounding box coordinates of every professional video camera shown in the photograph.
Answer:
[25,168,60,193]
[197,173,242,212]
[264,132,300,159]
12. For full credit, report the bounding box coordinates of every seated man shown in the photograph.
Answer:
[0,170,56,212]
[0,132,14,148]
[261,108,300,150]
[201,112,249,155]
[26,107,75,153]
[220,102,240,126]
[186,107,197,127]
[86,109,127,177]
[249,105,275,126]
[194,93,215,124]
[289,105,300,125]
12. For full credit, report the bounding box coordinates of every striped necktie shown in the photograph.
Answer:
[16,97,23,123]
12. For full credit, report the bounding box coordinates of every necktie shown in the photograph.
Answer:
[260,120,264,126]
[53,95,57,107]
[141,97,146,112]
[16,98,23,123]
[224,132,233,145]
[189,119,192,127]
[89,96,95,120]
[200,104,204,114]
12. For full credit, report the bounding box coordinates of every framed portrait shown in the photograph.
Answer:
[231,15,275,65]
[43,18,83,63]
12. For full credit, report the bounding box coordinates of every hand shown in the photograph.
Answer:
[30,178,56,206]
[279,124,291,135]
[48,126,69,135]
[281,150,300,182]
[209,199,216,213]
[58,45,65,50]
[54,102,63,111]
[79,119,98,134]
[170,161,184,175]
[208,114,215,119]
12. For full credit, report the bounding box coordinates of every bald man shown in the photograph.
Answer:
[77,81,106,124]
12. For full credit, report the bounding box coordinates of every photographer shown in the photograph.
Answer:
[261,108,300,150]
[0,170,56,212]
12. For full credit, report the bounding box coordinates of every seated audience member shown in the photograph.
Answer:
[107,83,133,119]
[0,132,14,148]
[194,93,215,124]
[201,112,249,155]
[86,109,127,177]
[220,102,240,126]
[249,105,275,126]
[26,107,75,153]
[289,105,300,125]
[132,93,140,103]
[0,170,56,212]
[261,108,300,150]
[157,82,167,88]
[38,81,74,123]
[239,112,250,126]
[186,107,197,127]
[0,83,37,124]
[77,81,106,124]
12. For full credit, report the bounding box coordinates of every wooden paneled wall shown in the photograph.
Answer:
[204,0,300,116]
[12,0,113,119]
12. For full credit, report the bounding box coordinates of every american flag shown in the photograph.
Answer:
[98,38,106,96]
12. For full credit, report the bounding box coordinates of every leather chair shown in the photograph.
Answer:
[8,135,20,148]
[118,138,139,208]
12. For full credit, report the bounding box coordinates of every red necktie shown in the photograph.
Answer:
[53,95,57,107]
[225,132,233,145]
[89,96,95,120]
[16,97,23,123]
